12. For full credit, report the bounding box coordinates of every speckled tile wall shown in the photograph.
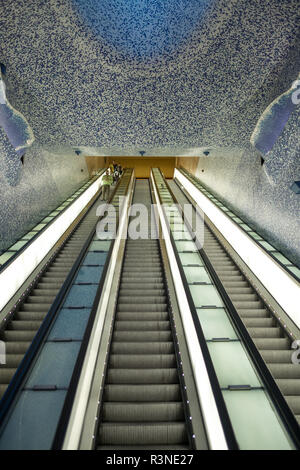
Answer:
[0,0,299,257]
[192,110,300,266]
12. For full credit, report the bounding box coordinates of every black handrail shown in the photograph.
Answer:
[0,171,129,434]
[170,176,300,449]
[51,169,134,449]
[178,168,300,284]
[151,168,239,450]
[0,170,106,275]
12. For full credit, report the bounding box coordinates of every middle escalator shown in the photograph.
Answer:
[97,179,196,450]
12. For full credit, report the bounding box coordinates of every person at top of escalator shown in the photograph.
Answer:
[100,169,113,201]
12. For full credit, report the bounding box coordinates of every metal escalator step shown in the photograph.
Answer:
[225,288,253,294]
[21,303,52,312]
[247,327,283,338]
[109,354,176,369]
[116,311,169,321]
[103,384,181,402]
[4,342,30,354]
[111,342,174,355]
[238,309,270,318]
[276,379,300,395]
[117,304,168,313]
[233,301,264,309]
[1,354,24,368]
[2,330,37,342]
[0,369,16,383]
[223,281,249,288]
[253,338,291,350]
[14,311,46,321]
[119,289,166,297]
[113,331,172,342]
[119,277,164,283]
[102,402,184,422]
[31,289,58,297]
[119,284,165,292]
[98,422,188,446]
[260,350,294,363]
[230,294,259,302]
[107,368,179,384]
[7,320,42,331]
[27,295,56,304]
[114,321,170,331]
[242,318,275,328]
[284,396,300,414]
[268,364,300,379]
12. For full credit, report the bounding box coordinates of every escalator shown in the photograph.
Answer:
[97,180,195,450]
[168,178,300,428]
[0,179,119,402]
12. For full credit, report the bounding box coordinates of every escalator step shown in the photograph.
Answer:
[14,311,46,321]
[116,312,169,321]
[7,320,42,331]
[276,380,300,395]
[247,327,283,338]
[102,402,185,422]
[268,364,300,379]
[242,318,275,328]
[112,331,172,343]
[103,384,181,402]
[107,368,179,384]
[98,422,188,446]
[1,354,24,368]
[2,330,37,342]
[260,350,295,363]
[114,321,171,331]
[111,342,174,355]
[253,338,291,350]
[117,304,168,313]
[109,354,176,369]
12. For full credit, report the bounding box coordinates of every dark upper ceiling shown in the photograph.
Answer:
[0,0,299,156]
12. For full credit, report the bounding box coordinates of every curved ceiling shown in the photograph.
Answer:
[0,0,299,156]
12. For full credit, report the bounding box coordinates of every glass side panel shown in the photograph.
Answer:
[48,308,91,340]
[0,390,67,450]
[75,265,103,284]
[179,252,204,266]
[190,284,223,307]
[88,241,111,251]
[175,241,198,252]
[172,231,193,241]
[83,252,107,266]
[197,308,238,340]
[63,284,99,308]
[222,390,294,450]
[207,342,261,387]
[26,342,81,388]
[184,266,211,284]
